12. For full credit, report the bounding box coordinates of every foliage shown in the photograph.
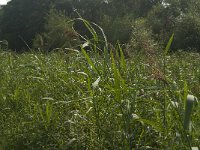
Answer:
[0,0,51,50]
[146,3,177,44]
[145,0,200,51]
[99,15,133,44]
[1,1,200,149]
[0,40,8,50]
[0,0,163,51]
[33,8,80,52]
[105,0,161,18]
[1,0,200,51]
[129,18,159,55]
[173,13,200,51]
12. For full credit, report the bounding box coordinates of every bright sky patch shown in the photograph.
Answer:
[0,0,9,5]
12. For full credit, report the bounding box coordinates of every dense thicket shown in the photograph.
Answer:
[0,0,51,50]
[0,0,200,52]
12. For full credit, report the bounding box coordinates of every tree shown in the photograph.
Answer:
[0,0,51,50]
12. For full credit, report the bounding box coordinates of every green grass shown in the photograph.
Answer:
[0,48,199,149]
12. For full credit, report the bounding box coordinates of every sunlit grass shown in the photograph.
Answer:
[0,47,199,149]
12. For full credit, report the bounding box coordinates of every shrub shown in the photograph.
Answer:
[173,13,200,51]
[33,8,80,52]
[129,18,159,55]
[0,40,8,50]
[146,3,178,46]
[99,15,133,44]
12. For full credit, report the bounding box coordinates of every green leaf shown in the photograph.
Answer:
[81,47,99,75]
[77,18,98,42]
[118,43,126,72]
[164,34,174,55]
[111,51,120,89]
[183,80,188,107]
[137,118,164,132]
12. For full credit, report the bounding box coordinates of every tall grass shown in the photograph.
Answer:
[0,24,200,149]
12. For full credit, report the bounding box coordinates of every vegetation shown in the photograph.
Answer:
[0,39,200,149]
[0,0,200,149]
[1,0,200,51]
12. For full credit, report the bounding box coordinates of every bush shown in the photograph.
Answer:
[173,13,200,51]
[146,3,178,46]
[33,8,80,52]
[99,15,133,44]
[0,40,8,50]
[129,18,159,55]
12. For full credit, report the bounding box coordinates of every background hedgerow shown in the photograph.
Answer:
[1,0,200,52]
[33,8,80,52]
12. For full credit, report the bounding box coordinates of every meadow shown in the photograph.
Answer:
[0,41,199,149]
[0,0,200,149]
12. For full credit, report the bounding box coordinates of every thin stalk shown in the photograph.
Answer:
[163,55,167,128]
[163,34,174,128]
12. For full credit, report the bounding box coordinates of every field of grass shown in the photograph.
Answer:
[0,46,200,149]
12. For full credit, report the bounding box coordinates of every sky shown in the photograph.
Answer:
[0,0,10,5]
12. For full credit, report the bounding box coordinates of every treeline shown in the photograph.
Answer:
[0,0,200,52]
